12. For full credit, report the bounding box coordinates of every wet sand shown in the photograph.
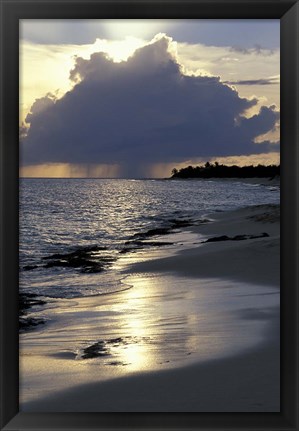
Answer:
[20,204,280,412]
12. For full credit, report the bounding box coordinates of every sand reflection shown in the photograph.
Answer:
[20,273,279,405]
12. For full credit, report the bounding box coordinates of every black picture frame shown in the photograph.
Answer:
[0,0,298,430]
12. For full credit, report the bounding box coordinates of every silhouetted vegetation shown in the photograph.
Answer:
[171,162,280,179]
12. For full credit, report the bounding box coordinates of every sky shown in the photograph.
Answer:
[19,20,280,178]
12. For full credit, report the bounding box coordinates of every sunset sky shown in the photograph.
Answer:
[19,19,280,178]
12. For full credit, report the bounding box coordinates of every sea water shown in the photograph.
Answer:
[19,178,279,300]
[19,178,280,407]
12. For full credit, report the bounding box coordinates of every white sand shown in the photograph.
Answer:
[128,204,280,287]
[21,204,280,412]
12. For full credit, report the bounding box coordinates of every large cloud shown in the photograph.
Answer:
[21,34,279,177]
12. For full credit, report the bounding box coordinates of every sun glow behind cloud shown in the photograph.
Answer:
[101,20,173,40]
[20,23,280,178]
[20,32,280,123]
[19,37,148,123]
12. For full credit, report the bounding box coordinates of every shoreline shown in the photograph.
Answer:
[167,176,280,186]
[125,204,280,287]
[20,203,280,412]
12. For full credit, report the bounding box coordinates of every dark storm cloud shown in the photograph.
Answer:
[21,35,280,175]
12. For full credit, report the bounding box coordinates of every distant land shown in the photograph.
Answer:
[170,162,280,179]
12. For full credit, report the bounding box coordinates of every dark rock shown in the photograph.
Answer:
[254,232,269,238]
[42,245,107,261]
[23,265,39,271]
[19,316,45,331]
[80,265,104,273]
[231,233,269,241]
[169,219,193,228]
[124,240,145,247]
[119,247,142,254]
[120,240,173,254]
[19,292,46,316]
[80,336,150,360]
[144,241,174,247]
[204,235,230,243]
[42,253,67,261]
[82,341,111,359]
[42,246,114,273]
[132,227,171,240]
[107,361,129,366]
[123,240,173,248]
[203,232,269,243]
[107,337,123,344]
[231,235,249,241]
[19,292,47,332]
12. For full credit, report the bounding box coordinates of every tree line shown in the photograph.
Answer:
[171,162,280,179]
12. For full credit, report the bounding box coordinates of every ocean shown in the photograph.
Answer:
[20,178,279,301]
[19,177,280,407]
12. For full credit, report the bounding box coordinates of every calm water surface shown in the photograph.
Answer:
[19,178,279,299]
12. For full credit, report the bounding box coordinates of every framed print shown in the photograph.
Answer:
[0,0,298,430]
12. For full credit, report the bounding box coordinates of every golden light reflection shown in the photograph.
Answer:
[116,279,154,371]
[113,274,203,372]
[20,273,278,407]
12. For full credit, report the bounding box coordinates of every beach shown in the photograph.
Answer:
[129,203,280,287]
[16,15,282,418]
[20,202,280,412]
